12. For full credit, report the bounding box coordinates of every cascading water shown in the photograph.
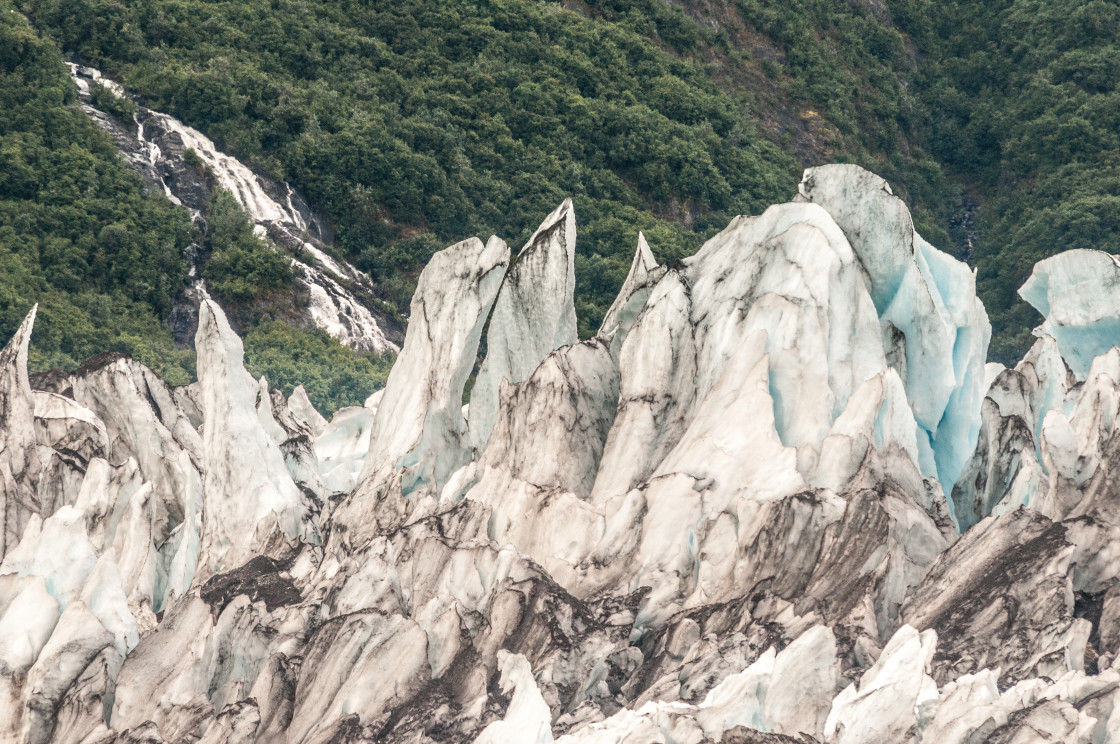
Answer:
[67,64,401,354]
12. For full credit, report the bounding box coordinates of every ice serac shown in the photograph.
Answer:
[825,624,938,743]
[1020,249,1120,379]
[314,406,376,494]
[800,164,991,497]
[902,507,1086,685]
[63,354,205,604]
[469,199,577,450]
[195,299,313,576]
[553,625,839,742]
[477,339,619,500]
[574,193,955,630]
[598,232,664,359]
[952,253,1120,530]
[0,307,42,558]
[287,385,327,436]
[357,234,509,501]
[473,651,554,744]
[17,165,1120,743]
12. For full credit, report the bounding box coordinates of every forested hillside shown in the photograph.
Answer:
[0,4,196,382]
[4,0,1118,392]
[0,2,395,408]
[891,0,1120,362]
[14,0,956,337]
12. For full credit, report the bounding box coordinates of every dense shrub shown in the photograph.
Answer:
[244,321,394,413]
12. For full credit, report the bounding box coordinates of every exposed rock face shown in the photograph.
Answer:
[8,164,1120,743]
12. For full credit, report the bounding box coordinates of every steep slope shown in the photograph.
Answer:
[0,7,397,413]
[66,64,402,357]
[0,6,195,382]
[18,0,959,339]
[888,0,1120,363]
[12,0,1118,377]
[6,165,1120,743]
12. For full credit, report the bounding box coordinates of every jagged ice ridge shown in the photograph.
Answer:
[2,165,1120,743]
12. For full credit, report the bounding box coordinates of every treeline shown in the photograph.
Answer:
[0,4,392,411]
[12,0,1114,376]
[16,0,970,336]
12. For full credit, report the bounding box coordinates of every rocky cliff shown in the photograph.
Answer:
[2,165,1119,743]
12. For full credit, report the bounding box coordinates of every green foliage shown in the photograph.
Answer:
[202,189,293,305]
[0,2,195,382]
[728,0,958,247]
[19,0,812,332]
[0,4,386,408]
[89,81,137,121]
[244,320,394,413]
[13,0,1114,371]
[892,0,1120,363]
[181,146,202,167]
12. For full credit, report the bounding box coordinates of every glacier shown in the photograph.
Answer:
[4,163,1120,743]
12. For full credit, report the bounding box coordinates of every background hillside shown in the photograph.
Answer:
[3,0,1118,409]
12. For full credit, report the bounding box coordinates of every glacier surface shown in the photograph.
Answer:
[5,164,1120,743]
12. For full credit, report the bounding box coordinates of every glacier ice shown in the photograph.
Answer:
[469,199,578,450]
[10,165,1120,743]
[800,165,990,501]
[194,299,315,577]
[597,232,664,360]
[0,307,42,558]
[357,234,509,499]
[1020,248,1120,379]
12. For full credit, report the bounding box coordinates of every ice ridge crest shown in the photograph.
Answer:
[7,165,1120,744]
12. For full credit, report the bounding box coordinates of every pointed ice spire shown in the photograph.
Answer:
[598,231,663,358]
[800,164,990,495]
[195,299,312,576]
[360,235,510,496]
[0,306,42,558]
[288,385,327,436]
[469,199,578,450]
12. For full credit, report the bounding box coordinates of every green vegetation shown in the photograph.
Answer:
[890,0,1120,362]
[201,189,396,413]
[7,0,1118,380]
[202,189,293,305]
[0,4,195,382]
[88,80,137,121]
[17,0,819,335]
[244,321,393,413]
[0,3,393,409]
[15,0,969,336]
[692,0,959,246]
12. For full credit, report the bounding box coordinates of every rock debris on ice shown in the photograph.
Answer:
[8,164,1120,743]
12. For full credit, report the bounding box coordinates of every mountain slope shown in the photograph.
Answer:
[890,0,1120,363]
[0,5,195,382]
[17,0,961,338]
[0,4,396,412]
